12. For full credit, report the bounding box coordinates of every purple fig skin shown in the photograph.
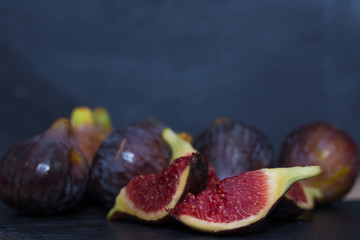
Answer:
[0,118,89,215]
[195,119,276,180]
[279,122,360,205]
[89,122,171,209]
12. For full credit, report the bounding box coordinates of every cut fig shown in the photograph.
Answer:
[171,166,322,233]
[162,128,219,189]
[206,165,220,189]
[270,181,316,219]
[107,153,208,222]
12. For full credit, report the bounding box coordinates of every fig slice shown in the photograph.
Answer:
[162,128,219,189]
[107,152,208,222]
[171,166,322,233]
[270,181,316,219]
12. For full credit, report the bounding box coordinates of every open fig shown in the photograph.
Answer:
[270,181,315,219]
[0,118,88,215]
[89,122,171,208]
[195,118,276,180]
[107,153,208,222]
[70,106,112,166]
[171,166,322,233]
[279,122,360,205]
[162,128,219,189]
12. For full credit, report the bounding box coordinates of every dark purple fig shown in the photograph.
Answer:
[0,118,89,215]
[89,122,171,208]
[279,122,359,205]
[195,118,276,180]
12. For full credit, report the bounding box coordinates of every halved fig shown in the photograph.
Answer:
[162,128,219,189]
[107,153,208,222]
[171,166,322,233]
[270,181,316,219]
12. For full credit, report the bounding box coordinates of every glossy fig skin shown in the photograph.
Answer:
[194,119,276,180]
[279,122,359,205]
[89,122,171,209]
[0,118,89,215]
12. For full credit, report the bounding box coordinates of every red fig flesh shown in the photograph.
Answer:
[107,153,208,222]
[171,166,322,233]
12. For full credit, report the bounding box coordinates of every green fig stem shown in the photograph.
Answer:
[92,107,113,134]
[162,128,197,164]
[70,106,95,128]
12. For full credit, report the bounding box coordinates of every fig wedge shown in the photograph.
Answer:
[171,166,322,233]
[162,128,219,189]
[271,181,316,219]
[107,153,208,222]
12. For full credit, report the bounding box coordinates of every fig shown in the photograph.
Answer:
[92,107,113,135]
[206,165,220,189]
[270,181,315,219]
[89,122,171,208]
[0,118,89,215]
[195,118,276,180]
[107,152,208,222]
[162,128,219,189]
[171,166,322,233]
[70,106,112,166]
[279,122,360,205]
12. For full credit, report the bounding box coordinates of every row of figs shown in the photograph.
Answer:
[0,107,359,233]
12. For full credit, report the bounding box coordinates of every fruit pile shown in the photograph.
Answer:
[0,108,359,234]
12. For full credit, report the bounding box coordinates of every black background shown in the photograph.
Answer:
[1,0,360,159]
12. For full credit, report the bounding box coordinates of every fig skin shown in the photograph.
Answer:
[89,122,171,209]
[195,118,276,180]
[0,118,89,215]
[279,122,360,205]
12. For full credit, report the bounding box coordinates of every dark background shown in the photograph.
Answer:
[1,0,360,158]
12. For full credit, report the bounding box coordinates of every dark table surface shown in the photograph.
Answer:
[1,200,359,240]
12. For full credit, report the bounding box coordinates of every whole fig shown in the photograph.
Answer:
[195,118,276,180]
[279,122,359,205]
[0,118,89,215]
[89,122,171,208]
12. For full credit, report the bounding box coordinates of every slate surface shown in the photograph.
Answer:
[0,201,360,240]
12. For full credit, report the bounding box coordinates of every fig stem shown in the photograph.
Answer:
[162,128,197,163]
